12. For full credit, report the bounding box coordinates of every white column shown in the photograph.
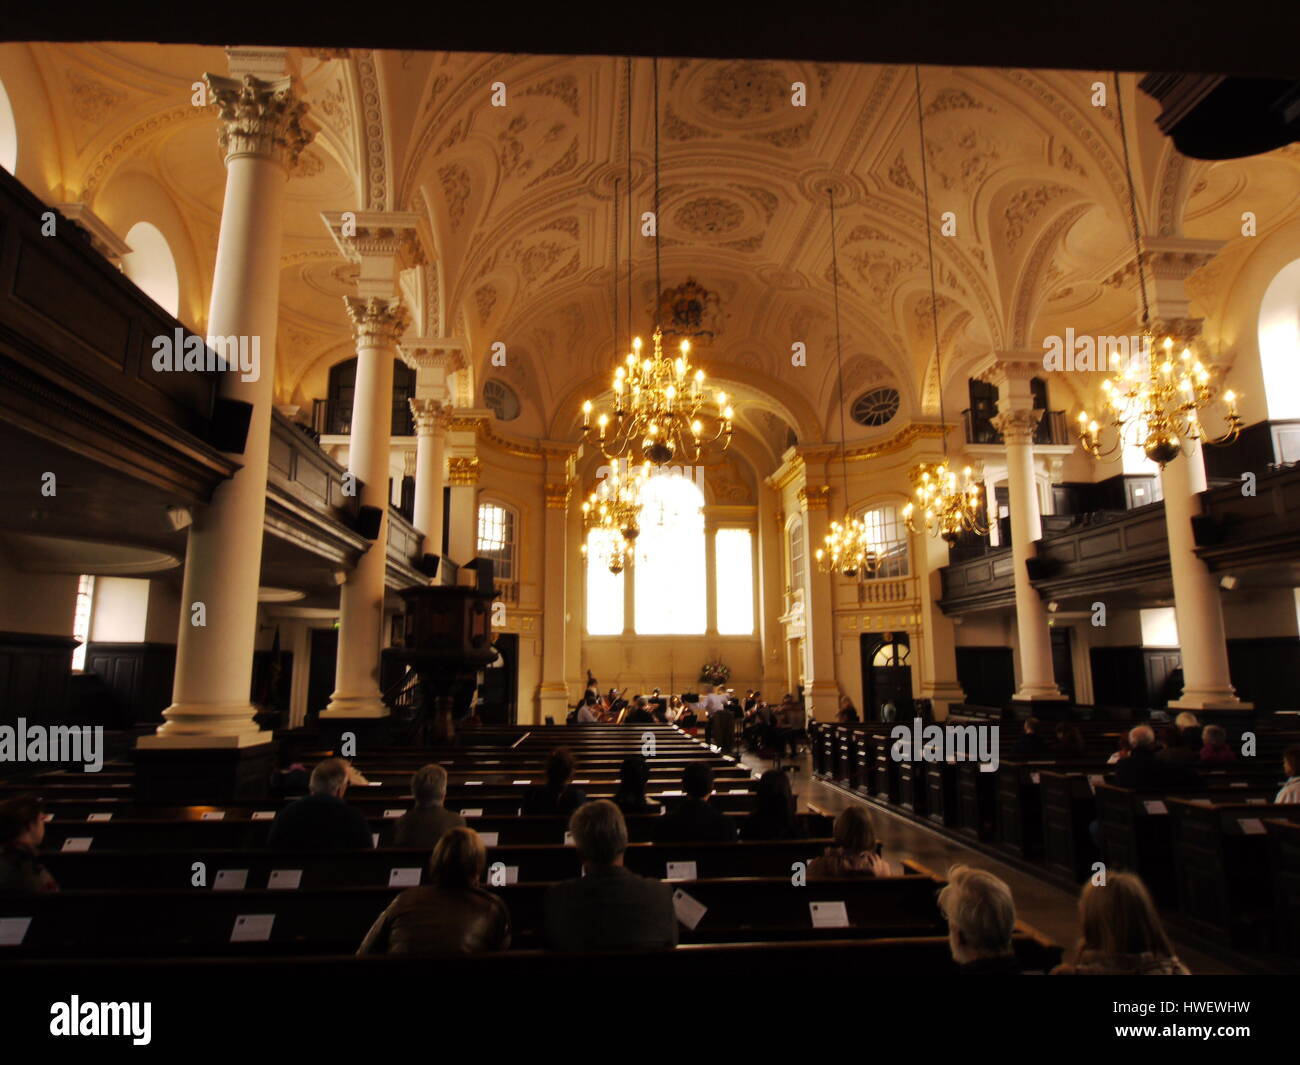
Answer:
[323,297,411,718]
[447,457,479,565]
[799,483,839,719]
[538,467,573,722]
[1163,439,1248,709]
[993,405,1065,702]
[409,399,448,554]
[915,527,965,718]
[142,64,310,749]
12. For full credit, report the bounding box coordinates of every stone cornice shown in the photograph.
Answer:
[399,336,468,374]
[205,73,313,170]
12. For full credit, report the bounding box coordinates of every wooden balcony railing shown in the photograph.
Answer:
[963,408,1070,446]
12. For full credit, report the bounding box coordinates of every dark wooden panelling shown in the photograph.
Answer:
[84,642,176,727]
[0,631,77,728]
[955,646,1015,708]
[1227,637,1300,710]
[1089,646,1182,710]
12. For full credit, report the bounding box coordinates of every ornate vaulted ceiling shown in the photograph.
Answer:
[4,43,1298,472]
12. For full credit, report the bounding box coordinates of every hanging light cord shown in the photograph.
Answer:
[626,56,633,346]
[914,65,949,459]
[1113,70,1153,332]
[612,176,620,360]
[652,56,662,328]
[828,187,851,508]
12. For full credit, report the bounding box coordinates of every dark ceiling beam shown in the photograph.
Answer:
[4,0,1299,79]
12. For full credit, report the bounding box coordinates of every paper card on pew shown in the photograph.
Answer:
[0,917,32,946]
[1246,798,1268,805]
[661,790,684,796]
[268,870,302,890]
[672,888,707,930]
[728,788,750,794]
[252,811,276,821]
[230,914,274,943]
[1230,781,1249,788]
[214,869,248,891]
[502,866,519,884]
[512,779,531,785]
[367,782,382,787]
[461,809,483,818]
[383,809,405,819]
[1239,818,1267,835]
[564,832,575,846]
[61,838,92,852]
[389,868,421,887]
[573,780,590,785]
[479,832,499,847]
[809,901,850,929]
[86,813,112,822]
[202,811,226,821]
[372,834,380,847]
[1143,800,1168,815]
[665,861,697,881]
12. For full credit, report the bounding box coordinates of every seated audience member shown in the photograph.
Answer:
[652,764,738,843]
[393,764,466,849]
[1276,746,1300,804]
[1011,717,1048,756]
[1198,724,1236,765]
[544,800,677,952]
[269,750,310,795]
[267,758,373,851]
[1115,725,1196,789]
[740,770,803,841]
[836,696,860,724]
[1052,872,1189,975]
[809,806,892,877]
[1054,722,1086,757]
[937,865,1021,974]
[522,748,590,816]
[1107,732,1132,765]
[611,755,660,815]
[357,827,509,955]
[0,795,58,894]
[1156,716,1202,764]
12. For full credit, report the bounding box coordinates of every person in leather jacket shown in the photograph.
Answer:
[357,826,510,955]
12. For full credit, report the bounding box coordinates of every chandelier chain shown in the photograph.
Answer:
[653,56,661,328]
[828,188,851,509]
[1113,71,1153,332]
[914,65,948,455]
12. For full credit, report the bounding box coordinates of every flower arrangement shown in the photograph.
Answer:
[699,659,730,686]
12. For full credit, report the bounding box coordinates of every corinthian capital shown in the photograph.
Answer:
[409,398,451,435]
[344,296,411,346]
[991,407,1043,444]
[205,73,313,169]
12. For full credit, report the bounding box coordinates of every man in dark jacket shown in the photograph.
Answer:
[267,757,373,851]
[393,764,466,849]
[652,764,738,843]
[1116,726,1198,789]
[544,801,677,951]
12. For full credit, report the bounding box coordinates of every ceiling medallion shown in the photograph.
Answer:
[658,278,723,344]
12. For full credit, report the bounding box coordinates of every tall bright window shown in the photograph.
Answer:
[585,528,625,635]
[788,519,805,592]
[859,504,909,579]
[0,77,16,174]
[476,503,516,581]
[71,574,95,672]
[634,473,706,634]
[715,528,754,634]
[122,222,179,317]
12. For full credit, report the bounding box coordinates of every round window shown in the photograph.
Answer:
[851,387,900,427]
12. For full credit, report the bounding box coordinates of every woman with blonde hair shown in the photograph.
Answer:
[1052,871,1188,974]
[808,806,892,877]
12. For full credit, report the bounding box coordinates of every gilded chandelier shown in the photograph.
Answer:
[1079,72,1242,470]
[813,186,880,582]
[1077,333,1241,467]
[581,328,733,465]
[900,66,987,546]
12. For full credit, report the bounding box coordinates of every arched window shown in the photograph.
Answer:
[1259,258,1300,420]
[477,502,517,599]
[858,503,909,579]
[715,528,754,635]
[585,527,625,636]
[634,473,706,635]
[326,357,417,435]
[788,518,805,593]
[871,637,910,667]
[122,222,179,317]
[0,77,16,174]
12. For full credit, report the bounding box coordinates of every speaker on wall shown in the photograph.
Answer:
[209,398,253,454]
[417,553,441,578]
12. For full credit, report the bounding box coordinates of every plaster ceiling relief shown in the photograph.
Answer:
[1002,182,1073,252]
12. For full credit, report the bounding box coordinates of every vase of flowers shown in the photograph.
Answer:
[699,659,730,686]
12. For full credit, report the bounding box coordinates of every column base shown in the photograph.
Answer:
[804,681,840,722]
[133,741,277,803]
[145,701,267,746]
[537,683,570,726]
[920,682,966,721]
[1168,692,1253,712]
[321,695,390,719]
[1012,686,1068,703]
